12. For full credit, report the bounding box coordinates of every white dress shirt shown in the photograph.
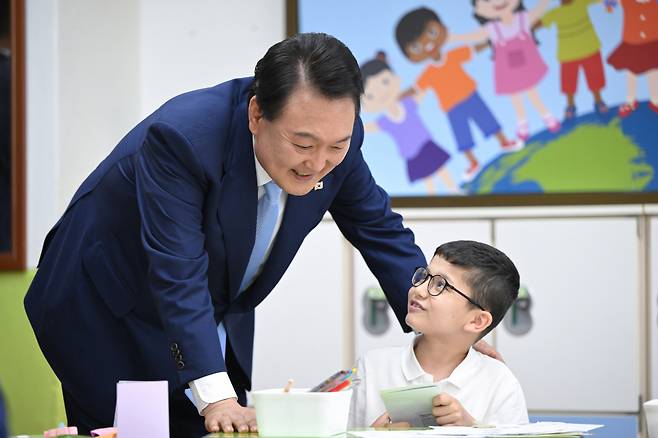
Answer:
[188,141,287,414]
[349,336,529,428]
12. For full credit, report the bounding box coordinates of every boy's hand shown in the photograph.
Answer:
[432,393,475,426]
[202,398,258,433]
[473,339,505,362]
[371,411,411,429]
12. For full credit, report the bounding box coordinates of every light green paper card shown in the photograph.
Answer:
[380,382,446,427]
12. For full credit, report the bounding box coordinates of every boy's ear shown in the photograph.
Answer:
[464,310,493,335]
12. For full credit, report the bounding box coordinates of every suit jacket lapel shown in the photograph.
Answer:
[217,99,257,301]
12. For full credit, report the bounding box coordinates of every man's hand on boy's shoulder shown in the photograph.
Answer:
[473,339,505,362]
[432,393,475,426]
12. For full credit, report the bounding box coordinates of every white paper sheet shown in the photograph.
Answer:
[422,422,603,435]
[348,421,603,438]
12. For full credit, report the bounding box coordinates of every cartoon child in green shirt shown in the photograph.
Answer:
[539,0,608,119]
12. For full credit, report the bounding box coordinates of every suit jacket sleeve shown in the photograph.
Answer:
[329,119,426,331]
[133,121,225,385]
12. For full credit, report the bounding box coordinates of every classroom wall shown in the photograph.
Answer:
[138,0,284,117]
[25,0,58,268]
[24,0,286,267]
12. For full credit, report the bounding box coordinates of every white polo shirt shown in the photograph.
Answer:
[349,336,529,428]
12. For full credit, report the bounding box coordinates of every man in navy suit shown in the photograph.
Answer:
[25,33,426,436]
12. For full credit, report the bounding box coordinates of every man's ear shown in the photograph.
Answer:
[464,310,493,335]
[248,96,263,134]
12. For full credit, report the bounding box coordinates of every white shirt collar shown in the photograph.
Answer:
[401,335,482,389]
[401,335,428,382]
[252,135,272,188]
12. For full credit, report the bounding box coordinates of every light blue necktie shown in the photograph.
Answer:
[186,181,282,404]
[238,181,283,292]
[217,181,282,356]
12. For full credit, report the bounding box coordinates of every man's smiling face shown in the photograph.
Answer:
[249,84,355,196]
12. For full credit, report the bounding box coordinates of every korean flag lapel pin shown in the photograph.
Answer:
[314,180,324,191]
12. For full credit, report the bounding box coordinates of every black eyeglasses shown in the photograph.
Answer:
[411,266,485,311]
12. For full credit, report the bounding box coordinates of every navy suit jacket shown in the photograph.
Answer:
[25,77,425,421]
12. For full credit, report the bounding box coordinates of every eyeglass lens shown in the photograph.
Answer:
[412,267,447,296]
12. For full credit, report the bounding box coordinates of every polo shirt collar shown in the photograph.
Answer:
[401,335,430,382]
[445,346,481,389]
[401,335,482,389]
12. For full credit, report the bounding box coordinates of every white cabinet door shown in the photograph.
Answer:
[651,217,658,400]
[252,221,345,391]
[495,218,640,412]
[353,219,492,359]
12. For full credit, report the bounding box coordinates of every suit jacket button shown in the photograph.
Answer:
[176,360,185,369]
[175,353,183,361]
[170,343,179,352]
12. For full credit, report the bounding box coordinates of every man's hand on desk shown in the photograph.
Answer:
[473,339,504,362]
[202,398,257,433]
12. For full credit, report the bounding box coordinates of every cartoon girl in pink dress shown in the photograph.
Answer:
[450,0,560,141]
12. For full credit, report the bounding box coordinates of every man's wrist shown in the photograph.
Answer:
[189,372,238,415]
[200,397,238,415]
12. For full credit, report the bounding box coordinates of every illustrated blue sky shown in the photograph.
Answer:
[299,0,646,196]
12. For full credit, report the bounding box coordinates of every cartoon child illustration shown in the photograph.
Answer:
[396,7,522,182]
[360,52,459,194]
[538,0,609,119]
[607,0,658,117]
[451,0,560,141]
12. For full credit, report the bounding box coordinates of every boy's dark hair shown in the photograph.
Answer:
[395,7,443,58]
[434,240,519,339]
[249,32,363,121]
[360,51,392,84]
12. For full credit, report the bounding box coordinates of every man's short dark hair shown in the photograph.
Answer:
[395,8,443,57]
[434,240,520,339]
[250,32,363,120]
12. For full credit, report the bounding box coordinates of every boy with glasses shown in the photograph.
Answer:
[349,240,528,428]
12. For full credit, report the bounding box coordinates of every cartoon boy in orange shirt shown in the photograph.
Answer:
[396,7,521,182]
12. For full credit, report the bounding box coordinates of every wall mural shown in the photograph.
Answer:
[297,0,658,203]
